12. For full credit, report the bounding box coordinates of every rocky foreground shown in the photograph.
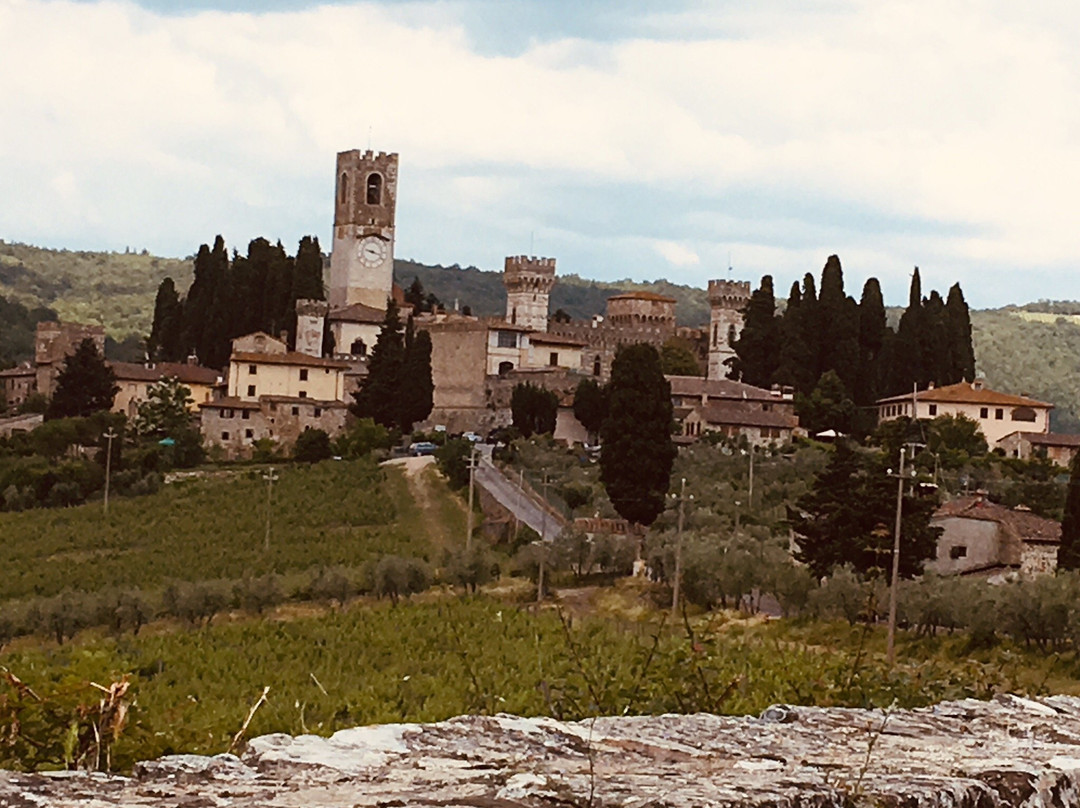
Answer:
[6,695,1080,807]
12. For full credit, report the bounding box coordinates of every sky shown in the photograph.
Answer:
[1,0,1079,309]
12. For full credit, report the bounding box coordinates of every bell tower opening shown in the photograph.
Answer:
[366,173,383,206]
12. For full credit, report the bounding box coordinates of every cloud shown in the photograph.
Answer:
[653,240,700,267]
[1,0,1080,308]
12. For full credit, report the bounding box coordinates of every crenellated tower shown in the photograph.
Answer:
[328,149,399,310]
[504,255,556,332]
[707,279,751,380]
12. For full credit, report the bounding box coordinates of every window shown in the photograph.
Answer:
[339,172,348,204]
[498,361,514,375]
[593,356,602,376]
[727,324,737,346]
[298,391,307,399]
[549,352,558,366]
[247,385,256,397]
[497,330,517,348]
[351,339,367,356]
[366,172,383,205]
[242,410,250,420]
[314,407,322,417]
[249,364,257,374]
[269,402,276,412]
[995,408,1004,420]
[928,404,937,416]
[221,431,230,440]
[1012,407,1037,422]
[950,545,968,559]
[299,369,309,381]
[245,429,254,439]
[712,324,718,347]
[291,406,300,416]
[980,407,989,419]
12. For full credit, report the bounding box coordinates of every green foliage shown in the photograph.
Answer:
[293,428,332,463]
[572,378,607,437]
[132,377,194,438]
[334,418,391,459]
[926,413,987,458]
[600,344,676,526]
[351,305,434,433]
[399,320,434,432]
[659,337,701,376]
[372,555,431,604]
[435,438,473,490]
[147,278,182,362]
[0,293,56,367]
[790,442,941,579]
[510,382,558,438]
[730,275,779,386]
[795,369,856,435]
[46,339,118,419]
[1058,450,1080,570]
[0,459,427,603]
[442,545,498,593]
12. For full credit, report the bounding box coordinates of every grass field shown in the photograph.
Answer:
[0,458,442,603]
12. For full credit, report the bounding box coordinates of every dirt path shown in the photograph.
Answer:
[383,456,466,550]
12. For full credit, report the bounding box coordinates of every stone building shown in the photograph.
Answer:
[876,380,1053,447]
[669,375,800,446]
[0,363,36,411]
[110,360,221,417]
[504,256,556,331]
[199,332,350,459]
[997,431,1080,468]
[928,495,1060,578]
[706,280,751,380]
[34,320,106,398]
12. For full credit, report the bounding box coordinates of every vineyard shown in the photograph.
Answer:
[0,458,433,603]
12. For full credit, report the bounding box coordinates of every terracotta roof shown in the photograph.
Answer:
[933,496,1061,542]
[1007,431,1080,448]
[607,291,677,303]
[877,381,1053,409]
[329,302,386,324]
[231,352,350,369]
[667,375,784,403]
[109,361,220,385]
[697,401,799,430]
[529,333,587,347]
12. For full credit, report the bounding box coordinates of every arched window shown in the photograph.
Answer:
[366,173,383,205]
[593,356,602,376]
[727,324,737,346]
[350,338,367,356]
[340,172,348,204]
[498,361,514,375]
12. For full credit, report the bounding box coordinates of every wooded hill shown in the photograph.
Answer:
[1,241,1078,430]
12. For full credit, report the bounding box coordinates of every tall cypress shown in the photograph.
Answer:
[202,236,232,369]
[729,275,779,387]
[922,290,950,388]
[149,277,184,362]
[855,277,887,406]
[817,255,860,396]
[1059,449,1080,571]
[351,298,405,430]
[292,236,325,302]
[888,267,924,396]
[182,243,213,362]
[945,283,976,383]
[399,324,434,433]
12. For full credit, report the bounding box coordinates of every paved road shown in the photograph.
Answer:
[474,455,564,541]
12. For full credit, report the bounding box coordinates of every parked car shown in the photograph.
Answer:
[409,441,438,457]
[462,431,482,443]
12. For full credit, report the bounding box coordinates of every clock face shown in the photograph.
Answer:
[357,236,388,268]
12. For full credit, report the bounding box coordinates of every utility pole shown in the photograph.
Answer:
[514,468,524,539]
[747,444,755,514]
[540,470,550,541]
[671,478,691,616]
[102,428,117,515]
[263,467,279,552]
[886,444,918,665]
[536,542,545,604]
[466,445,479,551]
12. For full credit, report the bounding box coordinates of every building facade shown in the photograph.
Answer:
[110,361,220,417]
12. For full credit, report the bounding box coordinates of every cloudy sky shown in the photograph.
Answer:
[2,0,1078,308]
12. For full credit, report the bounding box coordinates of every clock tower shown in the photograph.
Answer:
[329,149,398,310]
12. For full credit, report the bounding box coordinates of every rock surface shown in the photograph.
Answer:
[7,695,1080,806]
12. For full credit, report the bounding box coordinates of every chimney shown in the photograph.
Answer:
[927,381,935,390]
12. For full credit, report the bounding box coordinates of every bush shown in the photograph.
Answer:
[294,428,332,463]
[435,438,472,490]
[373,556,431,604]
[443,546,498,593]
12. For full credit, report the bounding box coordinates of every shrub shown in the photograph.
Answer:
[294,428,332,463]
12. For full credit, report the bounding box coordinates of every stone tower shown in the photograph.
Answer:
[504,256,556,332]
[707,279,751,380]
[328,149,398,310]
[295,299,329,357]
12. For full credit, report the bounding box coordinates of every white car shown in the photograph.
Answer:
[462,431,482,443]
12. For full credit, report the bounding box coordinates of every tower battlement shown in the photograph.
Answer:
[504,256,556,331]
[708,279,751,308]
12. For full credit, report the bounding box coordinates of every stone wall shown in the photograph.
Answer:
[10,695,1080,807]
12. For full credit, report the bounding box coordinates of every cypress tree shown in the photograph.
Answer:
[776,274,820,395]
[149,277,184,362]
[855,277,887,407]
[46,339,119,419]
[398,317,434,433]
[1058,450,1080,571]
[182,243,213,362]
[945,283,976,383]
[922,290,951,388]
[201,236,232,369]
[600,343,676,527]
[888,267,924,396]
[816,255,860,396]
[351,298,405,430]
[292,236,325,302]
[729,275,779,387]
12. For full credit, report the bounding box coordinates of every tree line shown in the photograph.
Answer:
[148,235,325,369]
[730,257,976,435]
